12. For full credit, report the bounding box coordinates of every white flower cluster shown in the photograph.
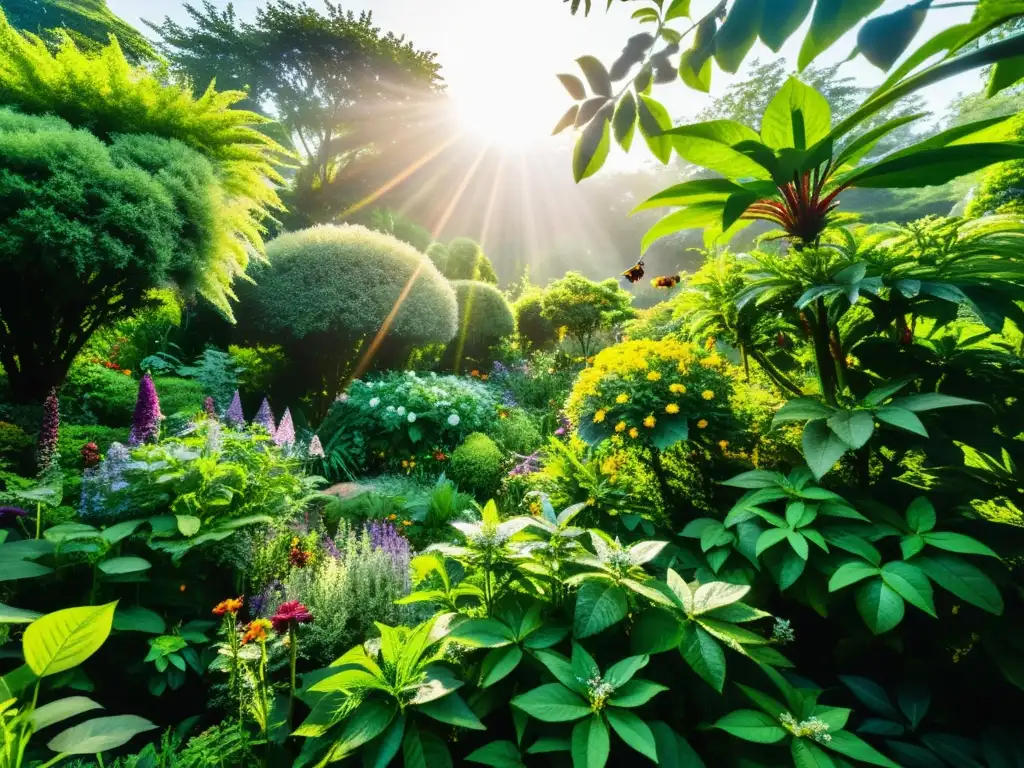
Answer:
[780,713,831,744]
[772,618,795,645]
[582,674,615,709]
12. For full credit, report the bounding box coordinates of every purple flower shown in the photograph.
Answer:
[204,396,217,419]
[501,390,519,408]
[322,536,341,559]
[129,374,162,446]
[274,408,295,447]
[308,435,324,458]
[225,390,244,428]
[0,506,28,525]
[364,520,411,583]
[509,451,541,477]
[253,398,276,437]
[249,581,285,618]
[36,387,59,471]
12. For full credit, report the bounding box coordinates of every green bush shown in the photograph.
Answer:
[229,344,287,397]
[62,363,138,427]
[491,410,543,456]
[0,420,31,464]
[540,271,635,357]
[57,424,130,469]
[153,376,206,417]
[425,242,449,273]
[444,238,497,283]
[967,112,1024,217]
[514,290,558,350]
[448,432,504,500]
[447,280,516,368]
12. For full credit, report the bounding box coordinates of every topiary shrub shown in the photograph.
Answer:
[425,242,449,273]
[238,224,458,413]
[61,363,138,426]
[448,432,505,500]
[444,238,498,283]
[153,376,206,417]
[57,424,131,468]
[514,290,558,351]
[540,271,635,357]
[491,410,543,456]
[445,280,516,371]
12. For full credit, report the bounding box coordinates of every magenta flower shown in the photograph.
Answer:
[275,408,295,447]
[270,600,313,633]
[204,396,217,419]
[253,398,276,437]
[37,387,59,471]
[225,390,244,428]
[129,374,162,446]
[0,506,28,525]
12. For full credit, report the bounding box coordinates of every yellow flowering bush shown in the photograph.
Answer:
[566,340,735,450]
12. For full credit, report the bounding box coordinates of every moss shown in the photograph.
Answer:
[448,433,505,501]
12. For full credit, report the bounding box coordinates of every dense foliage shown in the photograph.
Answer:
[541,272,635,356]
[446,280,516,370]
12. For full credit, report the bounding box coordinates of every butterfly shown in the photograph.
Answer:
[621,260,645,283]
[651,274,681,289]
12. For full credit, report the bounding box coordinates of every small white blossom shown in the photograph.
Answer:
[386,405,395,413]
[369,397,380,408]
[365,382,374,389]
[448,413,461,427]
[408,412,417,423]
[396,406,406,416]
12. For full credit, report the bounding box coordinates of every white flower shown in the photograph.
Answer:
[335,392,349,403]
[408,412,417,423]
[365,382,374,389]
[448,413,461,427]
[396,406,406,416]
[369,397,380,408]
[386,405,395,412]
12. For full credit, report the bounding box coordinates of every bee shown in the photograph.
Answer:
[621,260,645,283]
[651,274,681,289]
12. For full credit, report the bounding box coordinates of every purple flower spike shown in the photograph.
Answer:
[129,374,162,446]
[204,396,217,419]
[308,434,324,458]
[253,398,276,437]
[37,387,59,471]
[275,408,295,447]
[225,390,244,428]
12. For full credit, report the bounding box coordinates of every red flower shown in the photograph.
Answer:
[271,600,313,633]
[80,442,100,468]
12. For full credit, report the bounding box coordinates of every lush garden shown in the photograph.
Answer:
[1,0,1024,766]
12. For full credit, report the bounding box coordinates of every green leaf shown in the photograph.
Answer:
[678,46,713,93]
[605,708,658,762]
[31,696,103,730]
[465,740,525,768]
[829,561,879,592]
[691,582,751,614]
[824,730,900,767]
[362,714,407,768]
[100,520,146,544]
[637,95,673,164]
[332,700,398,759]
[838,676,901,719]
[714,0,763,73]
[713,709,788,743]
[881,561,936,617]
[608,679,669,708]
[402,724,451,768]
[652,418,689,450]
[576,56,612,97]
[480,645,523,688]
[759,0,812,51]
[921,532,998,558]
[773,397,833,425]
[913,553,1003,614]
[793,738,837,768]
[802,419,850,479]
[24,603,116,678]
[721,469,785,489]
[98,557,152,576]
[512,684,591,723]
[844,144,1024,189]
[531,649,586,694]
[988,54,1024,97]
[787,530,809,560]
[571,714,609,768]
[855,1,931,71]
[648,721,706,768]
[553,105,580,135]
[826,411,875,450]
[557,74,587,100]
[574,580,628,638]
[678,621,726,692]
[756,527,790,557]
[0,603,42,624]
[897,682,930,731]
[526,736,570,754]
[663,120,770,179]
[113,606,166,634]
[760,76,832,151]
[573,113,611,182]
[0,559,53,582]
[47,715,158,754]
[798,0,885,70]
[612,92,637,152]
[632,178,750,213]
[874,406,928,437]
[603,655,648,688]
[630,609,682,655]
[855,579,905,634]
[417,692,485,730]
[450,618,515,648]
[904,498,936,534]
[641,203,726,254]
[174,515,201,537]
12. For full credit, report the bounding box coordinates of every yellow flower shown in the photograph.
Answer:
[646,371,661,381]
[697,419,709,429]
[593,409,607,423]
[616,393,629,404]
[401,460,409,468]
[644,415,656,428]
[614,421,627,433]
[665,403,680,414]
[719,440,729,450]
[611,435,624,446]
[586,497,596,506]
[629,427,640,439]
[670,383,686,394]
[702,390,715,400]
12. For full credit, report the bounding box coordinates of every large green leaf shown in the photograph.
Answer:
[23,603,116,678]
[573,580,628,638]
[842,144,1024,189]
[0,603,42,624]
[98,557,152,576]
[612,92,637,152]
[663,120,771,179]
[648,721,707,768]
[450,619,515,648]
[571,714,610,768]
[0,559,53,582]
[913,553,1003,615]
[31,696,103,730]
[855,1,930,71]
[855,579,905,634]
[362,714,407,768]
[798,0,885,70]
[417,692,485,730]
[873,406,927,437]
[638,95,673,164]
[512,684,591,723]
[679,621,726,692]
[921,532,998,558]
[640,203,727,254]
[714,0,763,73]
[760,77,832,151]
[826,411,875,450]
[824,730,900,767]
[47,715,157,754]
[829,561,880,592]
[112,606,166,635]
[773,398,834,425]
[988,54,1024,97]
[793,738,838,768]
[630,609,683,655]
[759,0,812,51]
[713,709,788,743]
[802,419,850,479]
[632,178,747,213]
[608,679,669,708]
[573,114,611,182]
[880,561,936,617]
[605,708,658,761]
[480,645,523,688]
[465,740,524,768]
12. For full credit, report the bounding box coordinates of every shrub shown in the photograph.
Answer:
[57,424,130,468]
[446,280,516,370]
[318,371,498,476]
[513,290,558,350]
[540,271,635,356]
[229,344,287,397]
[62,363,138,426]
[444,237,497,283]
[152,377,206,418]
[448,432,504,500]
[175,347,239,410]
[491,410,543,456]
[967,112,1024,217]
[82,289,183,373]
[238,224,458,410]
[425,242,449,273]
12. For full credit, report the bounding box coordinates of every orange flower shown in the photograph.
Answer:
[213,597,244,616]
[402,520,412,527]
[122,369,132,376]
[241,618,272,645]
[470,370,481,378]
[481,374,489,381]
[179,584,186,593]
[697,419,709,429]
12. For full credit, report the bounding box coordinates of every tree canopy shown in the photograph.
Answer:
[541,272,635,356]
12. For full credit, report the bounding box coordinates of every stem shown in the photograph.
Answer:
[811,298,839,406]
[750,350,803,397]
[287,625,297,731]
[35,503,40,539]
[35,755,69,768]
[96,755,105,768]
[740,344,750,383]
[16,681,41,767]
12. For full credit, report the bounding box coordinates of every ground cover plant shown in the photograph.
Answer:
[0,1,1023,767]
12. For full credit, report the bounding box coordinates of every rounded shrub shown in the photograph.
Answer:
[445,238,498,283]
[57,424,131,469]
[447,280,516,367]
[448,433,505,500]
[62,363,139,427]
[492,410,543,456]
[967,112,1024,217]
[514,290,558,350]
[425,242,449,273]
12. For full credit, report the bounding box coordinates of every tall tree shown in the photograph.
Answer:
[147,1,444,228]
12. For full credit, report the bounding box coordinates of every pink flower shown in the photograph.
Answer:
[271,600,313,633]
[275,408,295,447]
[308,435,324,458]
